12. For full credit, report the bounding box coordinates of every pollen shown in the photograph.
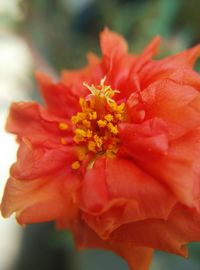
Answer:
[89,111,97,120]
[86,130,93,138]
[107,122,119,135]
[73,128,87,143]
[88,141,96,152]
[97,119,107,128]
[83,76,120,105]
[60,137,67,145]
[59,122,68,130]
[71,78,126,169]
[104,114,113,122]
[75,128,87,137]
[71,112,86,124]
[115,113,123,121]
[94,134,103,148]
[71,161,81,170]
[82,119,91,128]
[77,147,86,161]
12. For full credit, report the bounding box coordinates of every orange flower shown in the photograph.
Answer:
[2,28,200,270]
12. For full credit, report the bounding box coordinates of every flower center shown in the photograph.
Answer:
[70,78,125,170]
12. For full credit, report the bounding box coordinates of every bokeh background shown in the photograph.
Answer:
[1,0,200,269]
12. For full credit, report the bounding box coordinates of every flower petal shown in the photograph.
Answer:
[124,129,200,208]
[72,218,153,270]
[140,79,200,140]
[10,138,76,180]
[1,171,79,224]
[111,203,200,257]
[102,35,160,99]
[78,158,108,213]
[36,72,81,118]
[6,102,73,146]
[129,36,160,74]
[105,158,175,220]
[172,44,200,67]
[79,157,176,239]
[119,118,169,158]
[100,27,128,63]
[139,44,200,90]
[99,28,134,97]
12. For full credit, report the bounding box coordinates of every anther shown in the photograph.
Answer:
[71,161,81,170]
[59,123,68,130]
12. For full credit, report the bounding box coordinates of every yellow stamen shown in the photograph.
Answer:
[97,119,107,128]
[60,137,67,145]
[59,122,68,130]
[75,128,87,137]
[88,141,96,152]
[77,147,86,161]
[70,77,126,169]
[107,122,119,135]
[104,114,113,122]
[71,161,80,170]
[79,98,87,111]
[86,130,93,138]
[82,119,91,128]
[115,113,123,121]
[93,134,103,148]
[89,111,97,120]
[83,76,119,104]
[71,112,86,124]
[117,102,125,113]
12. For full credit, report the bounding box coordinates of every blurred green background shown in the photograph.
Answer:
[1,0,200,270]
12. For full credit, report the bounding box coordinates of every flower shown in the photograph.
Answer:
[2,28,200,270]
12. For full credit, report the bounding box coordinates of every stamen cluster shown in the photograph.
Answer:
[70,79,125,169]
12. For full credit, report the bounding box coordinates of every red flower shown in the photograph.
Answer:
[2,28,200,270]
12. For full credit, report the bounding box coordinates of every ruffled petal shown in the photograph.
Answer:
[119,118,169,159]
[139,44,200,90]
[6,102,73,146]
[79,157,176,239]
[105,158,175,221]
[111,203,200,257]
[129,36,160,74]
[169,67,200,92]
[6,102,76,180]
[102,35,160,99]
[72,217,153,270]
[171,44,200,67]
[139,79,200,140]
[36,72,81,118]
[10,138,76,180]
[1,171,80,224]
[105,54,136,99]
[78,158,108,213]
[100,27,128,64]
[112,36,160,99]
[123,129,200,208]
[99,28,136,98]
